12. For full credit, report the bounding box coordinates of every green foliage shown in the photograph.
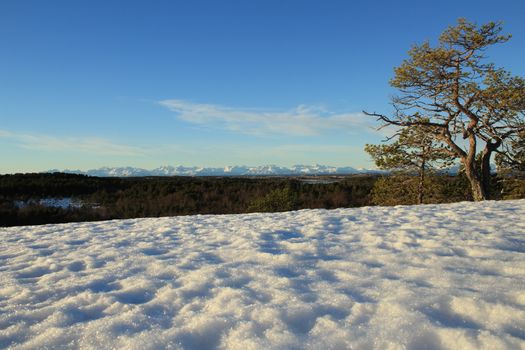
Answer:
[370,174,472,206]
[2,172,522,226]
[0,173,379,226]
[366,18,525,201]
[365,123,452,173]
[365,123,454,203]
[247,187,297,213]
[499,177,525,199]
[0,172,123,198]
[370,175,418,206]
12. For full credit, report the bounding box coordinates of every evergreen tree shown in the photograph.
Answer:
[365,123,453,204]
[247,187,297,213]
[365,19,525,200]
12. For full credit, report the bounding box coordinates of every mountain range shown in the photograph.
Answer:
[48,165,383,177]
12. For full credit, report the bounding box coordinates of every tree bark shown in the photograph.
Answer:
[462,156,487,201]
[464,130,487,201]
[417,160,425,205]
[481,141,501,200]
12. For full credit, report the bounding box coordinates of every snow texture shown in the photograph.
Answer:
[1,200,524,349]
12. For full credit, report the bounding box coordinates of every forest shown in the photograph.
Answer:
[1,172,524,227]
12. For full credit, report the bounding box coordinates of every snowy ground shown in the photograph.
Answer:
[1,200,525,349]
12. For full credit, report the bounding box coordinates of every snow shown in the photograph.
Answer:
[48,164,377,177]
[1,200,525,349]
[15,198,84,209]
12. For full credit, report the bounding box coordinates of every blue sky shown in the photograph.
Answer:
[1,0,524,173]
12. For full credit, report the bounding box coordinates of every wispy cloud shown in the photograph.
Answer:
[0,130,147,156]
[159,99,373,136]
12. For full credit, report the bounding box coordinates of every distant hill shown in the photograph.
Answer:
[47,164,384,177]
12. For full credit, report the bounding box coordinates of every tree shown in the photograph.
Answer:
[365,19,525,201]
[368,173,470,206]
[365,122,453,204]
[247,187,297,212]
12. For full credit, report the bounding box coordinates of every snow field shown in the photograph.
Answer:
[1,200,525,349]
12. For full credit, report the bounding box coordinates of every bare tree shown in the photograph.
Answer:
[365,19,525,200]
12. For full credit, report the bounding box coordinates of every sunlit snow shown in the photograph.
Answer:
[1,200,525,349]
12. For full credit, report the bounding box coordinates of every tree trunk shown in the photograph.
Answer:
[481,141,501,200]
[462,156,486,201]
[417,161,425,205]
[481,148,492,199]
[468,176,486,201]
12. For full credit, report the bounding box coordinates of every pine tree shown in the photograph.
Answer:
[365,19,525,200]
[365,123,453,204]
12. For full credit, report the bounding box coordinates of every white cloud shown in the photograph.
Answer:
[159,99,373,136]
[0,130,147,157]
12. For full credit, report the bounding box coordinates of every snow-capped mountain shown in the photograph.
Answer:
[50,164,382,177]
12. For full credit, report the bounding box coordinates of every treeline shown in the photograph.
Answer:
[1,172,523,227]
[0,173,374,226]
